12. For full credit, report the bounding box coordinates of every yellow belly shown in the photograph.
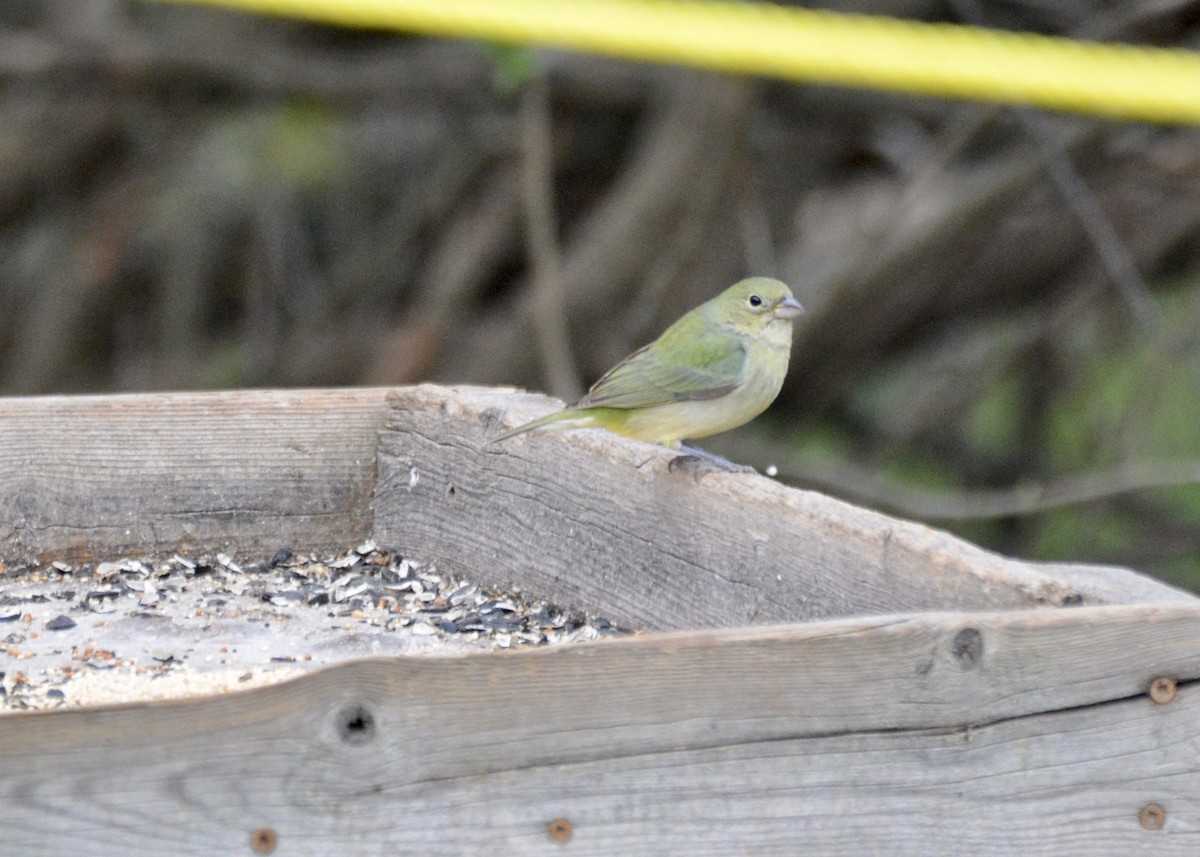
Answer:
[612,348,789,446]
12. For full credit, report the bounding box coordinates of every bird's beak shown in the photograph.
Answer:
[773,295,804,320]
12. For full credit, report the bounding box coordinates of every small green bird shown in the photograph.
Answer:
[494,277,803,450]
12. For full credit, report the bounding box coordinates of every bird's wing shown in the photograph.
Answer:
[574,327,746,410]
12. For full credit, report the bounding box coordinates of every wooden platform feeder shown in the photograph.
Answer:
[1,385,1197,856]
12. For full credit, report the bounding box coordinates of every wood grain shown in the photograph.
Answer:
[2,605,1197,856]
[375,385,1194,629]
[1,384,1192,628]
[0,388,390,565]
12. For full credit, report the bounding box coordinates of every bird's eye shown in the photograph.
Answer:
[748,294,763,307]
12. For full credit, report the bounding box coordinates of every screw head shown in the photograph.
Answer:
[250,828,278,854]
[1140,803,1165,830]
[1149,677,1177,705]
[547,817,574,844]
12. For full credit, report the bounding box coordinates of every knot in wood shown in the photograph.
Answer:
[337,703,377,746]
[951,627,983,668]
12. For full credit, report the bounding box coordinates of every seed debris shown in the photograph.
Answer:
[0,545,626,711]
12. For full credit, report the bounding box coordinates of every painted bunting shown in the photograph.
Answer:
[494,277,803,449]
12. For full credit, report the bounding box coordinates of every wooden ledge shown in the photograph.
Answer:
[2,604,1198,854]
[1,385,1192,630]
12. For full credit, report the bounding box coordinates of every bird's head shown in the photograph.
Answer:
[713,277,804,333]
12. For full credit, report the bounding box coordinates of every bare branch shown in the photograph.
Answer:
[781,459,1200,522]
[520,74,581,402]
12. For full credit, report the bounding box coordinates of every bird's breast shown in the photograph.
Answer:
[617,335,790,445]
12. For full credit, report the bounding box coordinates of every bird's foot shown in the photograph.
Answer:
[668,443,756,476]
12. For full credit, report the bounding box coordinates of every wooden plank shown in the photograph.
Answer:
[0,388,391,565]
[375,385,1195,629]
[2,385,1192,628]
[2,604,1197,855]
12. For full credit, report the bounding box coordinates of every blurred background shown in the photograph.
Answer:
[2,0,1199,587]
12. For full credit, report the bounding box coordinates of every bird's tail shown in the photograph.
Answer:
[490,409,588,444]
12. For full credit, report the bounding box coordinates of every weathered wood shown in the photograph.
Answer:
[0,388,390,565]
[2,605,1197,856]
[375,385,1194,629]
[1,385,1191,628]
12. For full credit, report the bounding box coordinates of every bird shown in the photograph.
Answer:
[493,277,803,456]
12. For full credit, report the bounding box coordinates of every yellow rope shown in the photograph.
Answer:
[149,0,1200,124]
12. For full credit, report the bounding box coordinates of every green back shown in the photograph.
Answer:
[574,311,746,410]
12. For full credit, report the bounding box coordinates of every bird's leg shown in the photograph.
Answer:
[668,442,757,476]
